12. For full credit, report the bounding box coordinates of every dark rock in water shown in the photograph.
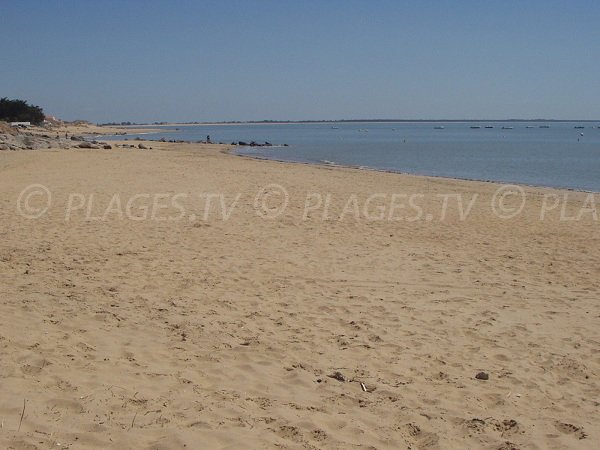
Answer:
[103,144,112,149]
[328,371,346,382]
[70,136,84,141]
[475,371,489,380]
[159,137,166,142]
[138,143,148,149]
[222,140,282,147]
[283,143,289,146]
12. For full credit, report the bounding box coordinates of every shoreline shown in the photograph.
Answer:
[96,134,599,196]
[4,120,597,194]
[95,124,600,195]
[232,149,600,195]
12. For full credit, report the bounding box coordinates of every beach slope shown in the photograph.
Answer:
[0,142,598,449]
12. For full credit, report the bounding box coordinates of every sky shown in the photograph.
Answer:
[1,0,599,123]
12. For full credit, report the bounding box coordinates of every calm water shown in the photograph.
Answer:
[105,122,600,191]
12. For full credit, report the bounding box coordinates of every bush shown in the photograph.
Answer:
[0,97,45,124]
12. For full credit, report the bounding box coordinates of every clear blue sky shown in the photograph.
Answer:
[2,0,599,122]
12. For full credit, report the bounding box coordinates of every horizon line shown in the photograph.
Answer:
[100,118,600,126]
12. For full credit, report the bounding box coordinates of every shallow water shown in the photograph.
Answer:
[105,122,600,191]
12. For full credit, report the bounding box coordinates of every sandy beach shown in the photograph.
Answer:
[0,139,598,449]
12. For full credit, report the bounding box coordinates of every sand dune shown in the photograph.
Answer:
[0,142,598,449]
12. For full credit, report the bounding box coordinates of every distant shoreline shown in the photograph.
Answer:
[105,118,600,127]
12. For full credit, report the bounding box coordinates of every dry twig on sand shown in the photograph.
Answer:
[18,399,26,431]
[129,411,138,431]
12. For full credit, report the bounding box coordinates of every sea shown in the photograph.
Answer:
[103,122,600,192]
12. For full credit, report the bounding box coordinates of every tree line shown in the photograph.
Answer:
[0,97,45,124]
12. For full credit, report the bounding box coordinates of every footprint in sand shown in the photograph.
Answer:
[402,423,440,448]
[554,421,587,440]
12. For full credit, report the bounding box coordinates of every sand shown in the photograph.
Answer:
[0,140,598,449]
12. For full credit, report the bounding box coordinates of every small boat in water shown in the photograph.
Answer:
[526,126,535,128]
[358,129,368,132]
[539,125,550,128]
[574,126,585,129]
[470,126,481,129]
[434,126,445,129]
[331,126,339,129]
[485,126,494,129]
[502,126,513,130]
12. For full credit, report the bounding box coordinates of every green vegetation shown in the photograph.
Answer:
[0,97,45,124]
